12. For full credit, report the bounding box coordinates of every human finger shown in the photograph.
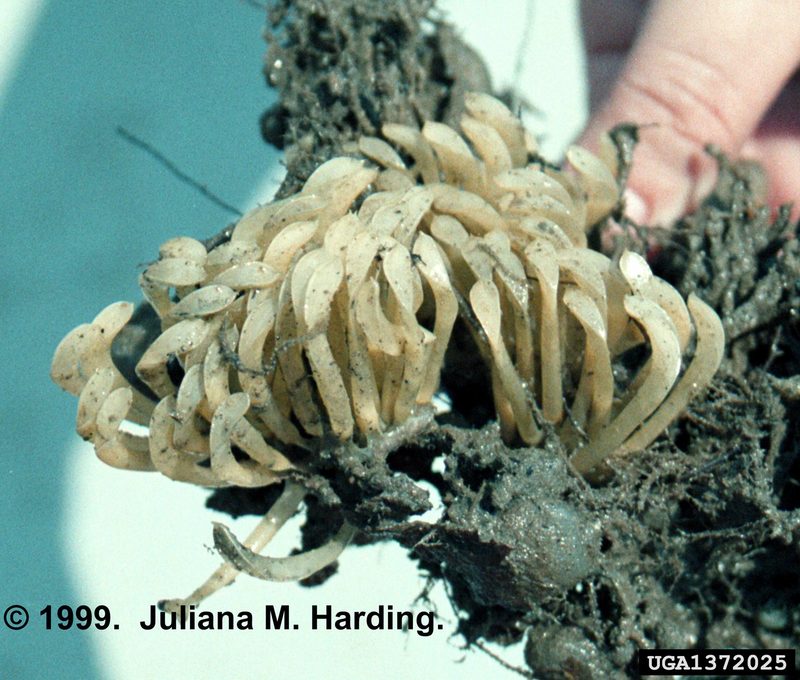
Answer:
[579,0,800,225]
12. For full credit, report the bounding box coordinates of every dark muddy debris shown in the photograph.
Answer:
[130,1,800,676]
[261,0,490,197]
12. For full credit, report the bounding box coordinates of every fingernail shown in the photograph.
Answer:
[623,189,648,224]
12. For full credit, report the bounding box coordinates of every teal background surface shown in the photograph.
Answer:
[0,3,278,677]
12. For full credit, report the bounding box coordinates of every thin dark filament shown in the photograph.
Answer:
[116,126,243,217]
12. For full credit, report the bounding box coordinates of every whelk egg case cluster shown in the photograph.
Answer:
[51,92,724,487]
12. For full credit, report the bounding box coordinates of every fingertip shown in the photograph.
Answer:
[579,120,694,225]
[581,0,800,227]
[741,136,800,220]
